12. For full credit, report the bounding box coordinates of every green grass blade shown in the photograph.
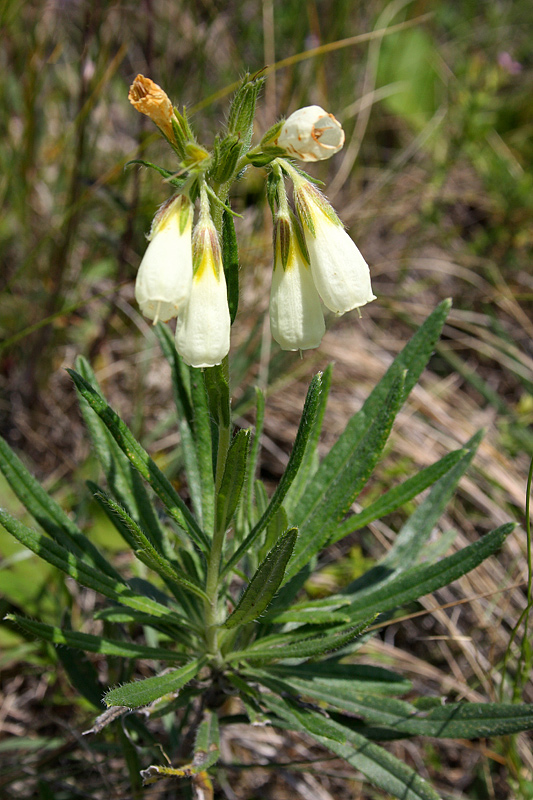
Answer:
[221,371,325,577]
[67,368,208,552]
[223,527,297,629]
[104,658,205,708]
[0,435,120,580]
[6,615,189,662]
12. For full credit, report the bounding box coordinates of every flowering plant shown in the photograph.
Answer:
[1,73,532,799]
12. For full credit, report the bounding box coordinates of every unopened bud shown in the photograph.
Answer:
[128,75,176,143]
[275,106,345,162]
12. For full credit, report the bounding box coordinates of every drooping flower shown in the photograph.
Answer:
[175,199,230,368]
[291,173,375,314]
[269,214,325,351]
[275,106,345,162]
[135,195,193,323]
[128,74,177,143]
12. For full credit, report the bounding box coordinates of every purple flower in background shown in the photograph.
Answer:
[498,52,522,75]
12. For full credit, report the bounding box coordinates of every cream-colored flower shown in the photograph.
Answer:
[135,195,193,324]
[294,178,375,314]
[175,213,230,368]
[128,74,176,142]
[269,215,325,350]
[275,105,345,162]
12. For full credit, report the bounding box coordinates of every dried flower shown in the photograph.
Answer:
[128,75,176,142]
[276,106,345,162]
[135,195,193,324]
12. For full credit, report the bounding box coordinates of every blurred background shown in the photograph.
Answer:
[1,0,533,797]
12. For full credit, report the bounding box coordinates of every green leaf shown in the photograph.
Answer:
[125,159,185,186]
[331,445,467,542]
[0,435,120,580]
[344,523,514,621]
[285,372,406,583]
[332,702,533,739]
[222,210,239,324]
[222,371,325,578]
[0,509,181,621]
[293,301,451,539]
[6,615,189,662]
[76,356,173,560]
[204,362,231,430]
[94,492,208,602]
[269,662,412,695]
[193,710,220,771]
[223,527,297,629]
[67,369,208,551]
[229,616,375,664]
[243,388,266,536]
[260,691,441,800]
[216,430,250,532]
[104,658,205,708]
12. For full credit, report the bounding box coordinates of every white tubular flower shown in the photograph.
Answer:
[269,215,325,351]
[293,176,375,314]
[175,208,230,368]
[135,195,193,323]
[275,105,345,162]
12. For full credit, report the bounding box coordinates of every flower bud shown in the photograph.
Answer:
[275,106,345,162]
[128,75,176,142]
[135,195,193,324]
[269,214,325,351]
[175,212,231,368]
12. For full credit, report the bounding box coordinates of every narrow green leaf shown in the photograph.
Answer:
[67,369,208,551]
[344,523,514,621]
[104,658,205,708]
[204,363,231,429]
[76,356,172,559]
[216,430,251,532]
[0,509,181,621]
[222,372,325,577]
[193,710,220,771]
[229,616,376,664]
[0,435,120,580]
[95,492,208,602]
[331,446,467,542]
[242,388,265,538]
[261,692,441,800]
[269,662,412,695]
[285,372,406,583]
[222,209,239,323]
[6,615,188,662]
[293,301,451,538]
[223,527,297,629]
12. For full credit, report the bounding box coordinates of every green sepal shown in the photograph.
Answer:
[226,71,265,151]
[260,120,284,146]
[104,657,205,708]
[223,527,297,629]
[216,429,251,533]
[222,209,240,324]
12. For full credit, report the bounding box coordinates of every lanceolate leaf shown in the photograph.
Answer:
[343,523,514,621]
[269,663,412,695]
[104,658,205,708]
[193,710,220,771]
[67,369,208,552]
[331,445,467,542]
[260,691,441,800]
[285,372,405,583]
[0,435,120,581]
[222,209,239,324]
[222,372,325,577]
[223,527,297,628]
[216,429,250,533]
[292,301,451,541]
[6,615,189,662]
[229,616,376,664]
[0,509,182,621]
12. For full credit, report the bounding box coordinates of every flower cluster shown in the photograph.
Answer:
[130,78,375,365]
